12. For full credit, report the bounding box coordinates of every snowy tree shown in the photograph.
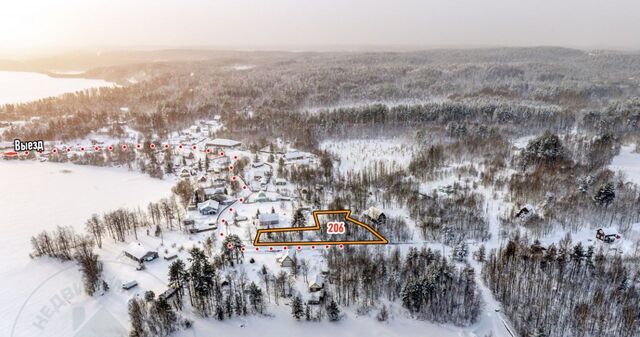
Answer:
[291,296,304,320]
[326,299,341,321]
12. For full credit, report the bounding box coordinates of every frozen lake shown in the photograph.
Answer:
[0,71,115,105]
[0,161,172,336]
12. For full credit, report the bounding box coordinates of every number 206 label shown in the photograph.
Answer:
[327,221,345,234]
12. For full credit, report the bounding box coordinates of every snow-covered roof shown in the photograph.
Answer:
[275,178,287,184]
[198,199,219,211]
[277,250,292,262]
[365,206,383,220]
[124,242,155,260]
[598,227,618,236]
[309,274,323,287]
[259,213,279,223]
[285,151,307,160]
[206,138,241,148]
[204,187,224,195]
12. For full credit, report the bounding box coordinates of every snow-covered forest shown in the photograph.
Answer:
[2,47,640,337]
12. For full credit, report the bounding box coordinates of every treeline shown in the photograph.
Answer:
[325,246,480,326]
[29,226,104,296]
[85,197,184,247]
[483,235,640,337]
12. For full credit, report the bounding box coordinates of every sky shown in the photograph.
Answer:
[1,0,640,57]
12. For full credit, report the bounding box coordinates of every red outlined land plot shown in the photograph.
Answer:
[253,210,388,246]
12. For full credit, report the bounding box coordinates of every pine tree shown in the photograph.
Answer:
[326,299,341,321]
[291,296,304,320]
[305,303,311,321]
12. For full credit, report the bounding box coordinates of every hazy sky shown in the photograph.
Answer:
[2,0,640,56]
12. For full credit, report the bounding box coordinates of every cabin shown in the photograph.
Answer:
[275,178,287,186]
[252,161,265,168]
[197,175,208,183]
[276,251,294,268]
[308,274,324,292]
[596,228,619,243]
[364,206,386,225]
[198,200,220,215]
[259,213,280,226]
[124,242,158,263]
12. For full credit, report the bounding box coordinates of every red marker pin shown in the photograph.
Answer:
[229,208,234,212]
[206,148,211,153]
[283,246,288,250]
[325,245,330,249]
[66,147,72,152]
[94,146,100,151]
[150,143,156,149]
[52,149,58,154]
[192,145,197,150]
[163,144,169,149]
[239,198,244,202]
[108,146,113,151]
[339,244,344,249]
[80,147,85,151]
[255,247,260,251]
[178,144,183,149]
[242,185,247,190]
[233,155,238,160]
[232,176,237,181]
[136,144,142,149]
[227,243,234,249]
[229,166,234,171]
[269,247,273,251]
[220,232,224,236]
[311,245,316,250]
[241,247,246,252]
[219,151,225,156]
[221,219,226,223]
[24,150,30,155]
[122,144,128,150]
[297,246,301,250]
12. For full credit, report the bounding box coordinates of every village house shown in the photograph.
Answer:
[596,228,619,243]
[198,199,220,215]
[124,242,158,264]
[276,251,294,268]
[259,213,280,226]
[364,206,386,225]
[203,187,225,200]
[308,274,324,292]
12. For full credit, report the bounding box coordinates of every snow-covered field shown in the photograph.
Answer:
[0,71,115,105]
[320,138,418,174]
[609,144,640,186]
[0,161,172,337]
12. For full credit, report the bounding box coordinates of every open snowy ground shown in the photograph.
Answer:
[0,161,173,337]
[320,137,418,174]
[609,144,640,186]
